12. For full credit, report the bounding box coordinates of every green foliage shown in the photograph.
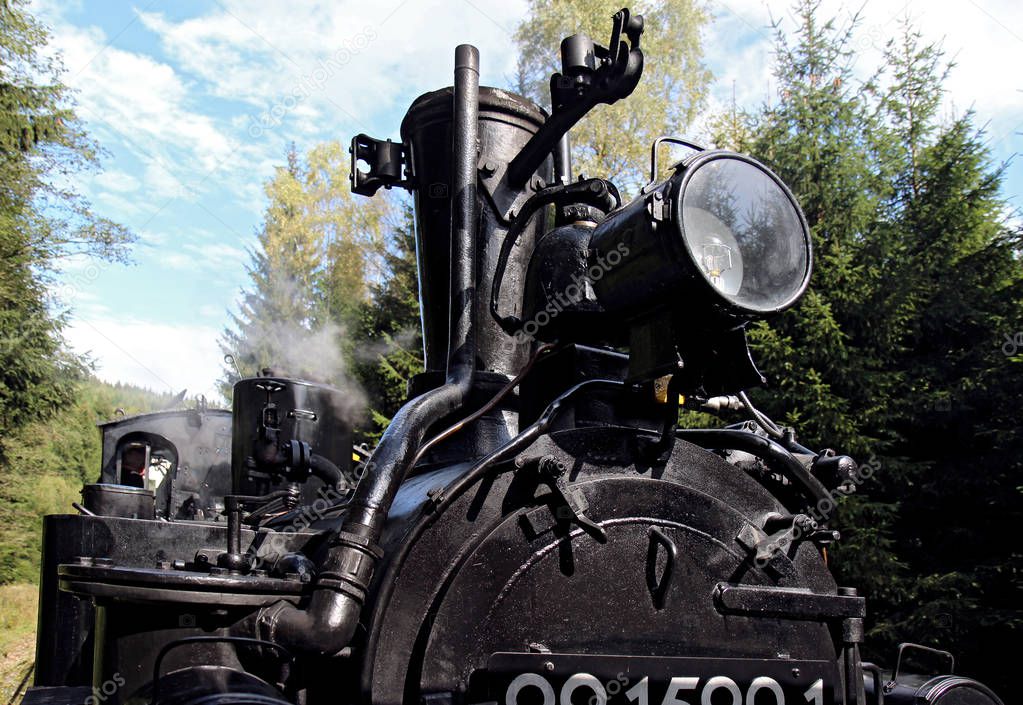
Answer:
[514,0,711,195]
[219,142,389,414]
[741,1,1022,691]
[0,0,136,584]
[351,202,424,442]
[0,0,134,444]
[0,582,37,703]
[220,144,330,392]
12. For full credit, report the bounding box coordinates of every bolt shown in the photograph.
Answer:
[481,161,497,176]
[795,514,818,532]
[544,661,555,672]
[539,456,565,477]
[792,668,800,678]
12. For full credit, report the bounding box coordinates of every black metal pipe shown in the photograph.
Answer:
[257,44,481,657]
[675,429,833,513]
[447,43,480,382]
[308,453,344,490]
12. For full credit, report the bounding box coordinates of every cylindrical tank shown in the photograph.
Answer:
[81,483,155,519]
[400,87,551,379]
[231,377,353,500]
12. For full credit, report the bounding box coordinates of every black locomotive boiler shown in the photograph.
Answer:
[25,10,1003,705]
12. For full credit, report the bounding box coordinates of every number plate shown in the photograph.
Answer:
[484,653,837,705]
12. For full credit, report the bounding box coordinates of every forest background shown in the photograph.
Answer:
[1,0,1020,698]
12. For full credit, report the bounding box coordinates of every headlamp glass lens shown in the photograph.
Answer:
[680,157,809,312]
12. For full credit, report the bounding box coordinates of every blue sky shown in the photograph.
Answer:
[34,0,1023,400]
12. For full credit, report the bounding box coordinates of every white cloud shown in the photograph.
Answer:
[137,0,526,136]
[199,304,224,319]
[68,42,233,166]
[94,189,145,219]
[700,0,1023,195]
[67,317,223,400]
[94,168,141,193]
[704,0,1023,123]
[36,12,268,212]
[154,234,250,273]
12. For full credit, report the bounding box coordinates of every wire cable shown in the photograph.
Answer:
[409,342,557,469]
[738,390,785,439]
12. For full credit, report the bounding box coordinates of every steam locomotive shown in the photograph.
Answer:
[24,10,1003,705]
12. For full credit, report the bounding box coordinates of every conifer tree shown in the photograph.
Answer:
[744,3,1022,689]
[352,202,423,440]
[0,0,133,442]
[220,142,393,429]
[220,144,325,393]
[864,23,1023,683]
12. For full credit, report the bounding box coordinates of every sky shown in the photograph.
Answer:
[33,0,1023,402]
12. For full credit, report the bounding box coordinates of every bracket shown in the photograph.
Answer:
[350,133,410,197]
[506,8,645,187]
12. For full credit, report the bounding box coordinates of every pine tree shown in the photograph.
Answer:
[352,202,423,440]
[744,3,1022,690]
[219,144,327,393]
[219,142,393,431]
[0,0,133,443]
[308,141,389,360]
[863,24,1023,684]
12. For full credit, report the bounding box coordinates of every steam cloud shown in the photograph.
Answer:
[226,278,368,425]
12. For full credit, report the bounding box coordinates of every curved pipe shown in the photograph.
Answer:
[308,453,344,491]
[258,44,481,657]
[675,429,833,514]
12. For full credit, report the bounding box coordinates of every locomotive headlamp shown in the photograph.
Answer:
[678,154,810,313]
[589,149,812,323]
[578,148,812,386]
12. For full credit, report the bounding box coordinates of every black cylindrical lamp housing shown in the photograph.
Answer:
[589,150,812,327]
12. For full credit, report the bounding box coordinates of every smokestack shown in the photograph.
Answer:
[400,86,551,381]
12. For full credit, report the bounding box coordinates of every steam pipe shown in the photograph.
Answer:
[308,453,344,490]
[257,44,481,656]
